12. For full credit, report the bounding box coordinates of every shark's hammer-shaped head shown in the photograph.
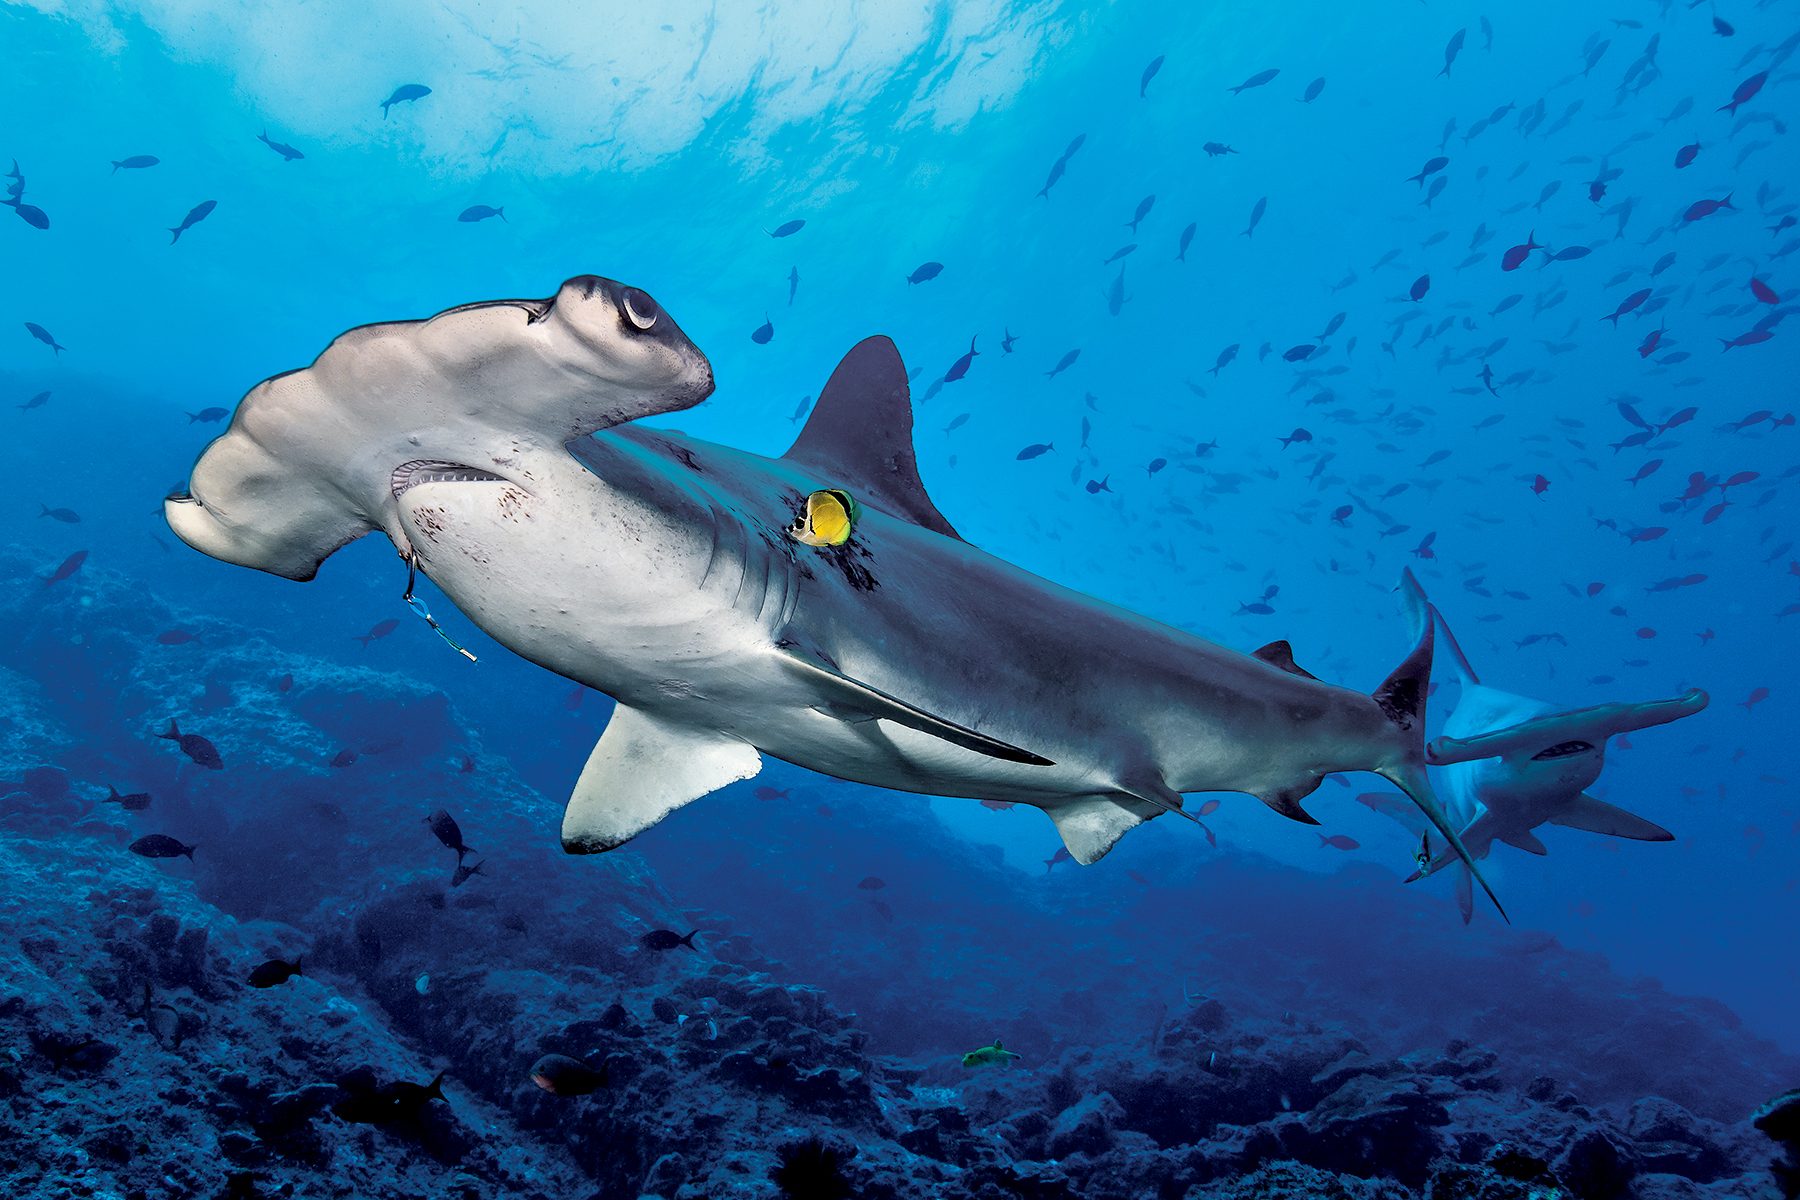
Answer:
[1427,689,1710,797]
[165,275,713,580]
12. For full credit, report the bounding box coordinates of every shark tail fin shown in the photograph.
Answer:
[1399,567,1479,686]
[1372,614,1508,923]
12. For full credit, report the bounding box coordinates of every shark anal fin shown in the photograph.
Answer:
[1252,639,1317,680]
[777,650,1053,766]
[562,705,762,854]
[1046,794,1162,865]
[1548,793,1674,841]
[782,336,963,540]
[1498,829,1548,855]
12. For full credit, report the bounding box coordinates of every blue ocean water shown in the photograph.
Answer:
[3,2,1798,1197]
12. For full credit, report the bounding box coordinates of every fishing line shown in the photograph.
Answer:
[403,552,477,663]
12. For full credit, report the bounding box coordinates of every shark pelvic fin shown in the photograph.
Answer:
[1498,829,1548,855]
[1454,866,1474,925]
[1046,794,1163,865]
[1252,639,1317,680]
[1549,793,1674,841]
[777,650,1054,766]
[561,705,762,854]
[783,336,963,540]
[1256,778,1322,824]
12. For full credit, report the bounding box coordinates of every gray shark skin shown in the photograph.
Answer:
[165,275,1500,914]
[1388,568,1706,922]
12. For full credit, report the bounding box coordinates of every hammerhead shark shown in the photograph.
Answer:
[1362,569,1707,921]
[165,274,1500,912]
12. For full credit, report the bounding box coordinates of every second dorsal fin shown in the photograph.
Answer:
[782,336,962,540]
[1252,639,1316,680]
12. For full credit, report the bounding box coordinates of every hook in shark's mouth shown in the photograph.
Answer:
[391,460,511,498]
[1532,739,1595,761]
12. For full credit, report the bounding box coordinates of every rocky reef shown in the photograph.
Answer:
[1,545,1793,1199]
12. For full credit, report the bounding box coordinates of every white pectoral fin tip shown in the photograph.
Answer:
[561,705,761,854]
[777,651,1053,766]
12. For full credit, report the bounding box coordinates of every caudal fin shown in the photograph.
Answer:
[1372,613,1509,922]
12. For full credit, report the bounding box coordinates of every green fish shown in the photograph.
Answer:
[961,1039,1021,1069]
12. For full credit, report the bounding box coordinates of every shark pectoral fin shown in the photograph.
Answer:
[1046,794,1162,865]
[561,706,762,854]
[1498,829,1548,855]
[1548,793,1674,842]
[1454,866,1474,925]
[776,651,1054,766]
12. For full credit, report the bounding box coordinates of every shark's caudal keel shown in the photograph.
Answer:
[165,276,1501,914]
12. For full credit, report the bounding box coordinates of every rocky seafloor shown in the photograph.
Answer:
[2,544,1796,1200]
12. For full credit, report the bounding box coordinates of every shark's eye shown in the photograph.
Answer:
[621,288,659,332]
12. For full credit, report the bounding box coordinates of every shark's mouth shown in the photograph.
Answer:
[1531,739,1595,761]
[391,459,511,498]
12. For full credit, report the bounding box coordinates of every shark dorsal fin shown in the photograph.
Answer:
[783,336,962,540]
[1252,639,1316,680]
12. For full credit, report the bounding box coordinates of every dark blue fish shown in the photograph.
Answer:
[1241,196,1266,238]
[1301,76,1326,102]
[458,205,506,223]
[1407,155,1448,186]
[1045,348,1080,378]
[169,199,217,244]
[1409,274,1430,301]
[256,131,304,161]
[1177,222,1195,262]
[1439,29,1466,76]
[944,336,979,382]
[750,315,774,345]
[111,155,158,173]
[767,218,805,238]
[8,199,48,230]
[24,322,64,355]
[1126,194,1155,232]
[907,261,944,284]
[1140,55,1164,98]
[381,83,431,117]
[1016,442,1054,460]
[1229,68,1279,95]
